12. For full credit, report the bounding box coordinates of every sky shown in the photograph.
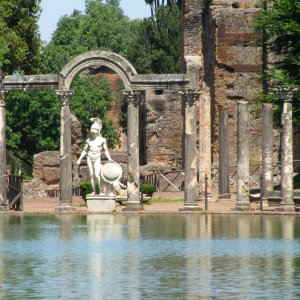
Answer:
[38,0,151,43]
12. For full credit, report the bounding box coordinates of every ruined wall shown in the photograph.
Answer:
[183,0,265,168]
[142,90,183,171]
[210,0,263,167]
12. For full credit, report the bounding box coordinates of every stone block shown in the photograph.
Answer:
[86,195,116,213]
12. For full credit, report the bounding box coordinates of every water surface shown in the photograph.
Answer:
[0,214,299,299]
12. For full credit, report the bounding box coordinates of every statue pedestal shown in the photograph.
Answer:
[86,195,116,213]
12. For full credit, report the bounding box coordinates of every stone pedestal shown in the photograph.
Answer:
[87,195,116,213]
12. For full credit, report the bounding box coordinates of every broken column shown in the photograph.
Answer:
[277,88,297,212]
[180,89,202,212]
[199,84,212,200]
[123,90,143,212]
[0,90,6,210]
[234,100,251,210]
[56,90,76,212]
[218,106,230,199]
[261,103,273,208]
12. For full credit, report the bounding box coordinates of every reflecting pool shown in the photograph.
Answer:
[0,214,300,299]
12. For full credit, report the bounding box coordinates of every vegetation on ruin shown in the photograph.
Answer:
[255,0,300,124]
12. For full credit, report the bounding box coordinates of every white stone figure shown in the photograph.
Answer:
[101,161,124,197]
[112,180,127,197]
[77,118,113,195]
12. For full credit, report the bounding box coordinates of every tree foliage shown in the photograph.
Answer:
[145,0,181,18]
[6,75,118,170]
[0,0,42,74]
[255,0,300,124]
[41,0,135,73]
[125,3,181,74]
[71,75,119,147]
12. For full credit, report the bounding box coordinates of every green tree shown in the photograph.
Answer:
[255,0,300,124]
[41,0,135,73]
[6,75,118,171]
[125,3,181,74]
[145,0,181,18]
[71,75,119,147]
[256,0,300,85]
[0,0,42,74]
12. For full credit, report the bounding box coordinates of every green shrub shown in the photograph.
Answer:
[80,181,99,200]
[141,183,155,197]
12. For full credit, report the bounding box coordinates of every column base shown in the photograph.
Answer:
[275,203,295,212]
[0,204,8,211]
[55,203,76,213]
[179,202,203,213]
[198,193,213,201]
[232,202,253,211]
[122,201,144,212]
[260,198,269,210]
[218,193,231,201]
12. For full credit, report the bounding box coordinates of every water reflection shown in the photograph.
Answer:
[0,214,299,299]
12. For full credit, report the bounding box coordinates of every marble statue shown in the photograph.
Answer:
[77,118,113,195]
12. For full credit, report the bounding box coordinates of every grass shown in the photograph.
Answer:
[148,197,184,204]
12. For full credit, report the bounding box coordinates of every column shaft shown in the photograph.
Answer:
[199,88,212,198]
[235,100,250,210]
[180,90,202,212]
[0,91,6,209]
[123,91,143,212]
[261,104,273,206]
[278,97,294,211]
[218,108,230,199]
[57,90,75,212]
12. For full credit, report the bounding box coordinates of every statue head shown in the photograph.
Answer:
[90,118,102,135]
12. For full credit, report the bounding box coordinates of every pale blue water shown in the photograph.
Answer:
[0,214,300,299]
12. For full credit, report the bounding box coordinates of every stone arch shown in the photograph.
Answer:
[60,50,137,90]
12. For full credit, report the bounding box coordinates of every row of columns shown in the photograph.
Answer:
[233,88,296,211]
[0,87,201,212]
[0,85,297,212]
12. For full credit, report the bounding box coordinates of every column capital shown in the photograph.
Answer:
[56,90,74,106]
[274,86,298,102]
[180,89,200,107]
[0,90,7,107]
[122,90,142,106]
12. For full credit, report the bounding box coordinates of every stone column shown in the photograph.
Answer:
[234,100,251,210]
[218,106,230,199]
[277,88,297,212]
[261,103,273,208]
[56,90,75,212]
[180,90,202,212]
[123,90,143,212]
[198,85,212,199]
[0,91,7,210]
